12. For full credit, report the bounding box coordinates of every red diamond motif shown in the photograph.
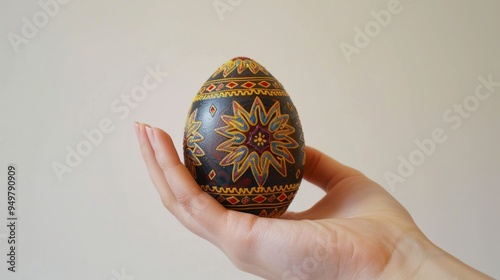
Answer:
[268,194,276,202]
[209,104,217,117]
[252,195,267,203]
[258,81,270,88]
[241,81,256,89]
[226,196,240,205]
[259,210,268,217]
[208,170,216,180]
[216,83,224,90]
[288,193,294,200]
[206,84,216,92]
[217,196,225,203]
[242,196,250,204]
[277,193,287,202]
[226,81,238,89]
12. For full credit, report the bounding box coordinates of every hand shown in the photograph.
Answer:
[135,122,493,280]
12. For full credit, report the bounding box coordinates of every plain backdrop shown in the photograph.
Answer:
[1,0,499,279]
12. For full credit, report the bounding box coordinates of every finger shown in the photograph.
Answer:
[282,147,374,220]
[136,122,177,208]
[285,147,401,220]
[140,124,242,244]
[303,146,364,192]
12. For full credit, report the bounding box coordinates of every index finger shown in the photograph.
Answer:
[137,123,228,243]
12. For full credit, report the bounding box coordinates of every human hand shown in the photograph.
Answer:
[135,122,492,280]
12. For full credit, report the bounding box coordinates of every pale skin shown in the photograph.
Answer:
[135,122,493,280]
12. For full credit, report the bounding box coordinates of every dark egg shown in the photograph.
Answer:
[183,57,305,218]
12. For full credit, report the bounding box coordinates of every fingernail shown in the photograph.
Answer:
[145,125,155,147]
[134,122,140,139]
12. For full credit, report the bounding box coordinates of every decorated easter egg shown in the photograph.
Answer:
[183,57,305,218]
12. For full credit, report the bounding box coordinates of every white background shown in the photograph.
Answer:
[1,0,499,279]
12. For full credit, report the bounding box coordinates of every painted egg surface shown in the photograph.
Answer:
[183,57,305,218]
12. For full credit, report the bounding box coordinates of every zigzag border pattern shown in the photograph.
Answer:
[193,89,289,101]
[200,183,300,195]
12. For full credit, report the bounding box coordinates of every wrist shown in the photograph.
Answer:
[414,242,493,280]
[379,231,493,279]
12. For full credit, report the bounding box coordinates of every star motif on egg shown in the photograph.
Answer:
[215,97,298,187]
[183,108,205,178]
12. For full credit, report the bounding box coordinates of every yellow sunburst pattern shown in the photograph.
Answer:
[183,109,205,178]
[215,97,299,187]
